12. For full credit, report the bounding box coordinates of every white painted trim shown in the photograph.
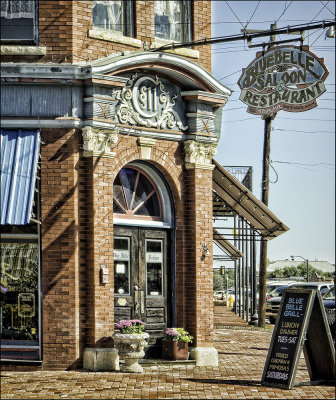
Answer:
[113,218,172,229]
[90,52,232,97]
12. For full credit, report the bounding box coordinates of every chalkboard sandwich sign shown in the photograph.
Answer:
[261,288,335,389]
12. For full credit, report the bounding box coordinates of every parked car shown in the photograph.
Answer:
[213,291,225,300]
[323,287,335,343]
[266,282,334,324]
[266,280,299,297]
[289,281,333,296]
[266,286,290,324]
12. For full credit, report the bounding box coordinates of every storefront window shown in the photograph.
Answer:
[1,241,39,355]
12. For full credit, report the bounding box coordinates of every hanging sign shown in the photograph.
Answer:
[238,45,329,116]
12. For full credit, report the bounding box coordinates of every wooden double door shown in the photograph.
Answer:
[113,226,171,357]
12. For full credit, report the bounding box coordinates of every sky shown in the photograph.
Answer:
[210,1,335,265]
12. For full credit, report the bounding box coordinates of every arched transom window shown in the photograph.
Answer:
[113,167,162,221]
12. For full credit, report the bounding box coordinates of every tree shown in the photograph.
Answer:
[213,272,224,291]
[266,263,332,280]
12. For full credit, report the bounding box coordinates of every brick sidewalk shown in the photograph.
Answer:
[1,308,335,399]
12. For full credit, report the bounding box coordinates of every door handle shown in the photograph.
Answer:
[140,291,145,314]
[134,287,139,313]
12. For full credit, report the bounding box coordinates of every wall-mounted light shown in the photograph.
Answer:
[326,26,335,38]
[202,243,210,256]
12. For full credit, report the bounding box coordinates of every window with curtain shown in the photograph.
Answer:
[154,0,191,42]
[0,0,37,43]
[92,0,134,37]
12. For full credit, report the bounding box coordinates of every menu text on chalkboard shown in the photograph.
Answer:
[262,289,313,389]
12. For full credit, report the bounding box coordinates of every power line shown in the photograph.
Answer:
[271,160,335,167]
[275,1,293,24]
[245,1,261,29]
[319,0,336,16]
[272,128,335,134]
[224,1,245,30]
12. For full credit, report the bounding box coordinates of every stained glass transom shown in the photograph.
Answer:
[113,168,162,220]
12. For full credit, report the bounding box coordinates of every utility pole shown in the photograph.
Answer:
[258,111,276,327]
[242,23,278,327]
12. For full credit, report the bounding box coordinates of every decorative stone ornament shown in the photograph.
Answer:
[82,126,118,158]
[113,332,149,373]
[184,140,217,170]
[137,137,156,160]
[112,74,188,131]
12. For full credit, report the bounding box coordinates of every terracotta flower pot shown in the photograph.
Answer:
[162,339,189,360]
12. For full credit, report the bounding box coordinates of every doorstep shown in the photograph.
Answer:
[138,358,196,366]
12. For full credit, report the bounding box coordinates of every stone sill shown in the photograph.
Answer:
[152,40,199,59]
[0,45,46,56]
[88,29,142,48]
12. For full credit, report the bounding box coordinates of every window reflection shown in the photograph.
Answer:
[1,241,39,344]
[146,240,163,296]
[92,0,123,33]
[114,237,130,295]
[154,0,182,42]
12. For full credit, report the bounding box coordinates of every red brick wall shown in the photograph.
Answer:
[40,128,81,369]
[193,1,212,72]
[183,168,214,346]
[39,127,214,368]
[2,1,212,71]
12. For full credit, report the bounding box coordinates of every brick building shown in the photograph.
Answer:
[1,1,288,370]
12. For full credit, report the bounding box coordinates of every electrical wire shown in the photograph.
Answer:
[244,1,261,30]
[319,0,335,16]
[275,1,293,24]
[269,162,279,184]
[224,1,245,30]
[310,1,331,22]
[310,27,328,45]
[272,128,335,134]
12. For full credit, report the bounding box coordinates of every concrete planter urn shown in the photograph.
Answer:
[113,332,149,373]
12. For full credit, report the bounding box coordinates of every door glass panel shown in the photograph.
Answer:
[146,239,163,296]
[113,237,130,295]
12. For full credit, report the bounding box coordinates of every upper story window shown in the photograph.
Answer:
[92,0,134,37]
[154,0,191,43]
[0,0,38,44]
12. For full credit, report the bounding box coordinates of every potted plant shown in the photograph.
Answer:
[162,327,193,360]
[113,319,149,373]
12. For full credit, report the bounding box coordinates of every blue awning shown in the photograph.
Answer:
[1,129,40,225]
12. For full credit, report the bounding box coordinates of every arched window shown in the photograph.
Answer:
[113,167,162,221]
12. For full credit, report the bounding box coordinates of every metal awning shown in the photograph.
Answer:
[213,228,243,260]
[1,129,40,225]
[213,159,289,240]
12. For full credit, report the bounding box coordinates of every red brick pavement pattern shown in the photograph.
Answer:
[1,308,335,399]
